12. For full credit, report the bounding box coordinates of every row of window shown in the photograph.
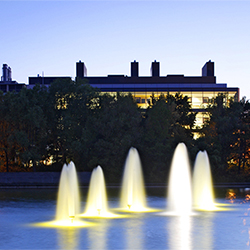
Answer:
[105,90,237,128]
[134,96,212,105]
[129,91,237,109]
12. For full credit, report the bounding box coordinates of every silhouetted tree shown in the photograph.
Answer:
[141,93,196,182]
[86,92,143,182]
[198,94,250,181]
[47,78,99,170]
[0,86,49,171]
[228,97,250,174]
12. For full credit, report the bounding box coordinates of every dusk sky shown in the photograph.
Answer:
[1,0,250,99]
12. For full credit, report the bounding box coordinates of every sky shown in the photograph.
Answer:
[1,0,250,99]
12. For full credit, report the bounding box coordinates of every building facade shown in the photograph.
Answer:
[28,60,239,127]
[29,76,71,88]
[76,60,239,127]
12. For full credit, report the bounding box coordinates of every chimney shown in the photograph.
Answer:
[7,66,12,81]
[151,60,160,77]
[76,60,87,78]
[202,60,214,76]
[2,64,8,81]
[131,60,139,77]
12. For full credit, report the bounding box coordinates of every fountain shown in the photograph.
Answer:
[193,150,216,210]
[56,161,80,222]
[81,166,120,218]
[167,143,193,215]
[5,144,242,249]
[120,147,149,212]
[34,161,95,227]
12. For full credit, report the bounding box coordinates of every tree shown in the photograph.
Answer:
[199,94,250,181]
[46,78,99,170]
[141,93,196,182]
[0,91,13,171]
[86,92,143,182]
[228,97,250,174]
[0,86,49,171]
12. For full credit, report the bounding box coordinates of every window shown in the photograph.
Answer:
[135,97,141,103]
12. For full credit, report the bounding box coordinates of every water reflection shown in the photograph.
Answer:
[167,213,214,250]
[241,204,250,247]
[57,228,80,250]
[168,215,192,250]
[193,213,214,250]
[1,189,244,250]
[88,220,109,249]
[86,216,144,249]
[125,217,143,249]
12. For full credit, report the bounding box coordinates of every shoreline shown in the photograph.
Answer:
[1,183,250,189]
[1,172,250,189]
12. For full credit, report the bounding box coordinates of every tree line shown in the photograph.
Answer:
[0,78,249,183]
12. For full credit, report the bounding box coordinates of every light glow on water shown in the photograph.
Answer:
[226,190,237,203]
[32,219,95,228]
[168,215,192,250]
[114,207,159,213]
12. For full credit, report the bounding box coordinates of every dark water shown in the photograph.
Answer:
[0,188,250,250]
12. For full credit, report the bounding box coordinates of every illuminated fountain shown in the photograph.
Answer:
[34,161,94,227]
[55,161,82,226]
[56,161,80,222]
[81,166,119,218]
[120,147,150,212]
[166,143,193,215]
[193,151,216,211]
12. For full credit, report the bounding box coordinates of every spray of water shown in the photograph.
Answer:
[120,147,148,212]
[167,143,193,215]
[56,162,80,222]
[193,151,216,210]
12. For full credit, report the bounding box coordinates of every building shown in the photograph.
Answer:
[0,64,26,93]
[28,60,239,127]
[29,75,71,88]
[76,60,239,127]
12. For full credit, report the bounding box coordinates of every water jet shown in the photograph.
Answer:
[193,150,216,211]
[167,143,193,215]
[81,166,120,218]
[120,147,150,212]
[34,162,95,227]
[56,161,80,222]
